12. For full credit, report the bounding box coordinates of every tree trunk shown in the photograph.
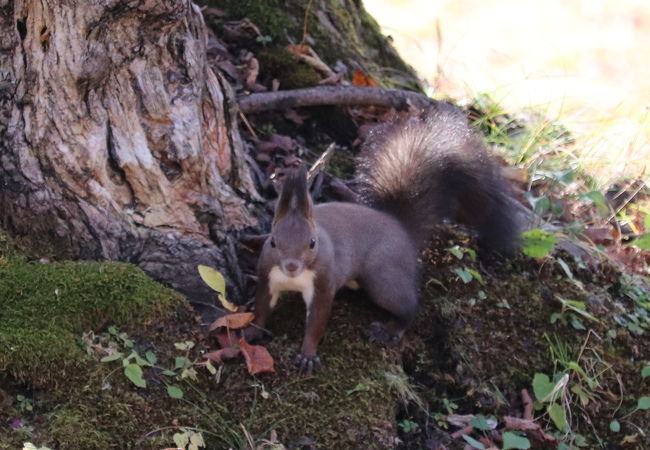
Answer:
[0,0,260,303]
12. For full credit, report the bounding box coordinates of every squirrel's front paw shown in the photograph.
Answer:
[366,321,401,346]
[293,352,321,374]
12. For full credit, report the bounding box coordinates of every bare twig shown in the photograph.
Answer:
[307,143,336,183]
[521,389,534,420]
[450,424,473,439]
[300,0,314,46]
[238,86,438,114]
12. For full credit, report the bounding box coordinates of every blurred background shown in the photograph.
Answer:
[365,0,650,181]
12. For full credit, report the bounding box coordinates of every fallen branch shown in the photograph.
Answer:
[237,86,439,114]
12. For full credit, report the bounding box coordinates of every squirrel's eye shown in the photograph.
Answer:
[270,238,276,248]
[309,238,316,249]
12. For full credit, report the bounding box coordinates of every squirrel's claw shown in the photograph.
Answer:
[293,353,321,374]
[366,321,401,346]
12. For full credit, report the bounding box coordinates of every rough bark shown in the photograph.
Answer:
[0,0,260,303]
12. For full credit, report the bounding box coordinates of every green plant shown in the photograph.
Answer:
[550,297,600,331]
[521,229,557,258]
[398,419,418,433]
[16,395,33,413]
[96,326,196,399]
[173,429,206,450]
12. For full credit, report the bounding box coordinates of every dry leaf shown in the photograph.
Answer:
[209,312,255,332]
[204,347,241,363]
[239,338,275,375]
[214,329,238,349]
[351,70,379,87]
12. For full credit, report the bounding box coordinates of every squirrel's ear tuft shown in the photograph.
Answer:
[274,166,313,222]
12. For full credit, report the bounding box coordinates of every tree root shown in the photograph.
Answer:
[237,86,440,114]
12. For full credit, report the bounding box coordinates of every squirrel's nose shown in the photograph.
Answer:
[281,259,303,276]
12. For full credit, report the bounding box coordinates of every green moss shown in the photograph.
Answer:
[0,233,184,388]
[256,47,321,89]
[198,0,422,90]
[326,147,356,179]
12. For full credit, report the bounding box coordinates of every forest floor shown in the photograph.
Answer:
[2,3,650,450]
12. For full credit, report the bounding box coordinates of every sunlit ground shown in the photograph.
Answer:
[365,0,650,182]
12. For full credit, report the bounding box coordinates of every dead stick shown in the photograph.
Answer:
[521,389,534,420]
[237,86,439,114]
[451,424,474,439]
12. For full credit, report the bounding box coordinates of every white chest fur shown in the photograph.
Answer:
[268,266,316,310]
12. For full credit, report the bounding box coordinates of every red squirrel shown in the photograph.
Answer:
[245,104,519,373]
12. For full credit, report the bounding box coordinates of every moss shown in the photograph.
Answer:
[0,252,184,387]
[198,0,422,90]
[214,294,400,448]
[326,147,356,179]
[0,228,401,448]
[256,47,321,89]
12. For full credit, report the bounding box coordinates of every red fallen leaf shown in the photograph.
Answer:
[238,338,275,375]
[351,69,378,87]
[583,226,616,245]
[215,328,238,349]
[203,347,241,363]
[208,312,255,332]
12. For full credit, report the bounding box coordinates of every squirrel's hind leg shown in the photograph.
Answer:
[361,268,418,345]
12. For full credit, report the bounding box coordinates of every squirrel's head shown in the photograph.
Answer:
[269,167,318,278]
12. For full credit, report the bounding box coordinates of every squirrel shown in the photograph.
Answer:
[244,104,520,374]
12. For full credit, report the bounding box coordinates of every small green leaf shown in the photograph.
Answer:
[532,373,555,402]
[453,267,474,284]
[570,317,586,330]
[346,383,370,395]
[133,353,150,366]
[190,431,205,447]
[145,351,157,365]
[124,364,146,388]
[496,300,511,309]
[205,360,217,375]
[108,325,118,335]
[466,268,484,284]
[448,246,464,259]
[570,385,590,406]
[167,385,184,399]
[468,414,491,431]
[573,434,588,447]
[461,434,485,449]
[521,229,556,258]
[609,420,620,432]
[579,191,609,215]
[175,356,189,370]
[198,265,226,294]
[161,369,176,376]
[548,403,567,430]
[637,396,650,410]
[174,341,195,351]
[100,353,123,362]
[502,431,531,449]
[173,432,190,448]
[630,233,650,251]
[642,366,650,378]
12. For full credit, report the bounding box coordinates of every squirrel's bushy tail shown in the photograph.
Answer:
[357,104,519,256]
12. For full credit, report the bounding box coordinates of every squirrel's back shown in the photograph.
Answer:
[358,104,519,256]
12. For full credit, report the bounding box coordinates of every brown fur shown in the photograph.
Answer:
[245,106,519,373]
